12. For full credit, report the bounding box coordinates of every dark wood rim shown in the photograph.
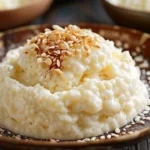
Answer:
[0,128,150,148]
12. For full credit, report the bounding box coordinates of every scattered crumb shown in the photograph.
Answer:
[115,128,120,134]
[134,56,144,62]
[136,47,141,53]
[91,137,96,141]
[144,117,150,121]
[116,40,122,47]
[122,132,126,135]
[125,125,131,129]
[84,138,90,142]
[135,116,141,122]
[131,52,137,57]
[139,60,149,68]
[124,43,129,49]
[15,136,21,140]
[111,133,119,137]
[123,128,126,131]
[107,134,111,139]
[143,110,149,114]
[100,136,105,140]
[136,120,145,125]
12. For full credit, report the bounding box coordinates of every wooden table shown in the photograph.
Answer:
[1,0,150,149]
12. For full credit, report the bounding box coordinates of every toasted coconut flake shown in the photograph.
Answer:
[45,28,52,35]
[44,46,50,52]
[27,25,102,71]
[70,35,77,41]
[54,50,61,55]
[52,25,64,31]
[46,74,50,80]
[41,53,47,57]
[37,39,41,45]
[61,42,70,49]
[49,46,56,49]
[46,58,52,66]
[57,60,60,67]
[42,39,47,44]
[37,58,43,63]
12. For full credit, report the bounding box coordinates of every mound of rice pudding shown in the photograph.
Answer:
[0,25,149,140]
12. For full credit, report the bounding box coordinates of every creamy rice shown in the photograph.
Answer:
[0,25,149,140]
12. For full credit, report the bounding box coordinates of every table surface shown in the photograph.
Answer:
[1,0,150,149]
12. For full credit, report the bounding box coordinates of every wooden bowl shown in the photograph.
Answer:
[0,0,53,31]
[0,24,150,150]
[101,0,150,32]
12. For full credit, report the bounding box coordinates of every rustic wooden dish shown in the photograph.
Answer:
[0,0,53,31]
[101,0,150,32]
[0,24,150,150]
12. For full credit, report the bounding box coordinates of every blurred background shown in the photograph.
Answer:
[0,0,149,32]
[31,0,113,25]
[0,0,113,31]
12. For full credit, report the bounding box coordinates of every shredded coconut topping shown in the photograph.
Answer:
[27,25,101,71]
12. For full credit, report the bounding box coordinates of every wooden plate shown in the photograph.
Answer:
[0,24,150,150]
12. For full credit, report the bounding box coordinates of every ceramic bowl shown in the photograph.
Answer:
[101,0,150,32]
[0,24,150,150]
[0,0,53,30]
